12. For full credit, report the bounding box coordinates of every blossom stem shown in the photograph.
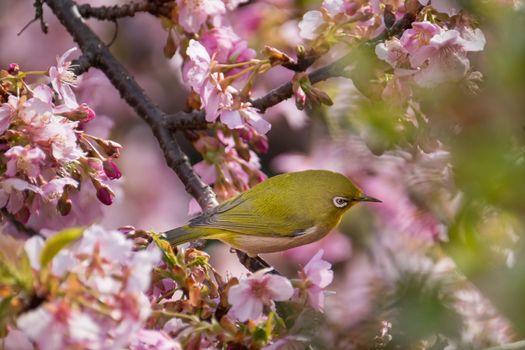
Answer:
[19,70,48,77]
[215,59,267,70]
[220,65,258,88]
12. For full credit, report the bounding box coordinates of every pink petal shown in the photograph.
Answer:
[265,275,294,301]
[221,110,244,129]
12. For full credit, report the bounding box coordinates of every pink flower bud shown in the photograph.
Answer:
[95,139,122,158]
[7,63,19,75]
[194,136,221,154]
[103,159,122,180]
[294,85,307,111]
[96,186,113,205]
[237,128,253,142]
[92,178,114,205]
[118,225,136,235]
[251,134,269,154]
[15,207,30,224]
[62,104,96,123]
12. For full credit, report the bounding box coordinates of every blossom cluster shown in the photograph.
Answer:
[298,0,486,98]
[166,0,274,134]
[192,129,267,202]
[0,226,334,349]
[0,49,121,234]
[3,226,166,350]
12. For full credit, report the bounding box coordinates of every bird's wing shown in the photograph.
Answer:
[188,192,314,237]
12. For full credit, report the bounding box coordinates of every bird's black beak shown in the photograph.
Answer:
[356,194,382,203]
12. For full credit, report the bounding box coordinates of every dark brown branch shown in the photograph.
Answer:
[1,209,40,237]
[252,10,419,113]
[163,111,207,130]
[76,1,172,21]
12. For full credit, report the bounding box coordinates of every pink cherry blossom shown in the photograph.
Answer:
[5,146,46,178]
[301,249,334,311]
[323,0,344,17]
[176,0,226,33]
[400,21,442,68]
[16,301,101,350]
[200,26,256,65]
[1,328,34,350]
[228,268,294,321]
[0,178,42,214]
[0,103,13,135]
[183,39,213,92]
[24,235,75,276]
[375,38,409,68]
[221,105,271,134]
[413,28,486,87]
[49,47,79,109]
[298,11,324,40]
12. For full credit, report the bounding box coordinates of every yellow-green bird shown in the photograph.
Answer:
[163,170,380,255]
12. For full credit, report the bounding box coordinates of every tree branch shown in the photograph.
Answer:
[163,111,207,130]
[76,1,172,21]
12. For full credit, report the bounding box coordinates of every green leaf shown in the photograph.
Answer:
[0,295,14,322]
[252,326,268,342]
[39,227,84,268]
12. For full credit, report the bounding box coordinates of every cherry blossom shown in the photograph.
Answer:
[300,249,334,311]
[4,146,46,178]
[49,47,79,109]
[176,0,226,33]
[17,301,101,350]
[228,268,294,321]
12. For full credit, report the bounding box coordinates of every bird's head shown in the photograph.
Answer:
[303,170,381,212]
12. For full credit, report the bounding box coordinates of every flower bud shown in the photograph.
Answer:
[62,103,96,123]
[7,63,19,75]
[251,134,269,154]
[236,128,253,142]
[164,31,177,59]
[294,85,307,110]
[103,159,122,180]
[57,197,72,216]
[94,138,122,158]
[219,316,238,334]
[92,178,114,205]
[311,88,333,106]
[194,136,221,154]
[263,46,293,66]
[15,207,30,224]
[118,225,136,235]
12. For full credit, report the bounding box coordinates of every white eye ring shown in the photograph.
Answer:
[333,196,348,208]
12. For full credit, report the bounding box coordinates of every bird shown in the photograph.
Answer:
[163,170,380,255]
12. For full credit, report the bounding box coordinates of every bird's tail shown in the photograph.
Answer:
[162,225,205,246]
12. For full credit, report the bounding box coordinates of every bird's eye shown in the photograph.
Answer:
[333,196,348,208]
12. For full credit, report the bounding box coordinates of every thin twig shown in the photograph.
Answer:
[0,208,40,237]
[17,0,48,36]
